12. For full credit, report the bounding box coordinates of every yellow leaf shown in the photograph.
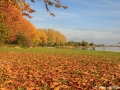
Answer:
[41,80,44,84]
[4,80,13,84]
[50,82,59,88]
[54,86,60,90]
[0,88,6,90]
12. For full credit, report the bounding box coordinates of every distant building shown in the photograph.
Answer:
[118,42,120,47]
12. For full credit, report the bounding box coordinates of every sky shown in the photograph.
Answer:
[26,0,120,45]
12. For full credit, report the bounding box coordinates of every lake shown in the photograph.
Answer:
[95,47,120,52]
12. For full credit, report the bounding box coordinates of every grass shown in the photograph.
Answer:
[0,46,120,54]
[0,46,120,61]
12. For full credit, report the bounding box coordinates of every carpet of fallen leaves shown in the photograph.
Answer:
[0,52,120,90]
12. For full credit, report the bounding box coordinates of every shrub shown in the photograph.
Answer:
[16,32,33,48]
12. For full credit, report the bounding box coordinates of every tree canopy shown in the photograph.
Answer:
[0,1,67,47]
[0,0,68,18]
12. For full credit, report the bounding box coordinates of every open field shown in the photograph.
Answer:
[0,47,120,90]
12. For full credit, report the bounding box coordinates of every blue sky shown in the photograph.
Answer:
[26,0,120,45]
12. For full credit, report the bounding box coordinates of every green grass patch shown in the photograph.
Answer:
[0,47,120,59]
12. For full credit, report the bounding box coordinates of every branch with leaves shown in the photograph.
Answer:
[43,0,68,17]
[0,0,68,18]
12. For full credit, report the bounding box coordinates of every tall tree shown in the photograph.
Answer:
[41,28,67,46]
[0,0,67,46]
[0,2,23,42]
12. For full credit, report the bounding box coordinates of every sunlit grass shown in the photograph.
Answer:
[0,47,120,58]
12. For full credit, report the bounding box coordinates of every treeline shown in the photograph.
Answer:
[65,40,107,50]
[66,40,95,49]
[0,3,66,47]
[41,29,67,46]
[0,2,104,48]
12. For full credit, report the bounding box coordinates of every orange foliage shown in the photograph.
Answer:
[2,0,67,17]
[0,2,22,41]
[0,2,47,45]
[0,2,66,46]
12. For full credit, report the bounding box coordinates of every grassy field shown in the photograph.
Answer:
[0,47,120,89]
[0,46,120,56]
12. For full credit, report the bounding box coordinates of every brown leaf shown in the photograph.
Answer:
[50,12,55,17]
[54,86,60,90]
[54,4,60,8]
[31,0,35,3]
[62,6,68,9]
[48,1,54,6]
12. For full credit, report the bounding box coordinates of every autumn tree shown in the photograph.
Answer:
[0,1,44,47]
[40,31,47,46]
[0,0,67,47]
[0,2,24,42]
[16,32,33,47]
[0,0,68,18]
[41,28,67,47]
[0,23,11,45]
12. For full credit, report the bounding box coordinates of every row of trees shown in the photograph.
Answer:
[66,40,107,50]
[67,41,106,47]
[41,29,67,46]
[67,40,95,47]
[14,28,67,47]
[0,1,104,48]
[0,2,67,47]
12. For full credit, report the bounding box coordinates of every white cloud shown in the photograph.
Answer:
[66,30,120,45]
[75,27,120,33]
[61,27,120,45]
